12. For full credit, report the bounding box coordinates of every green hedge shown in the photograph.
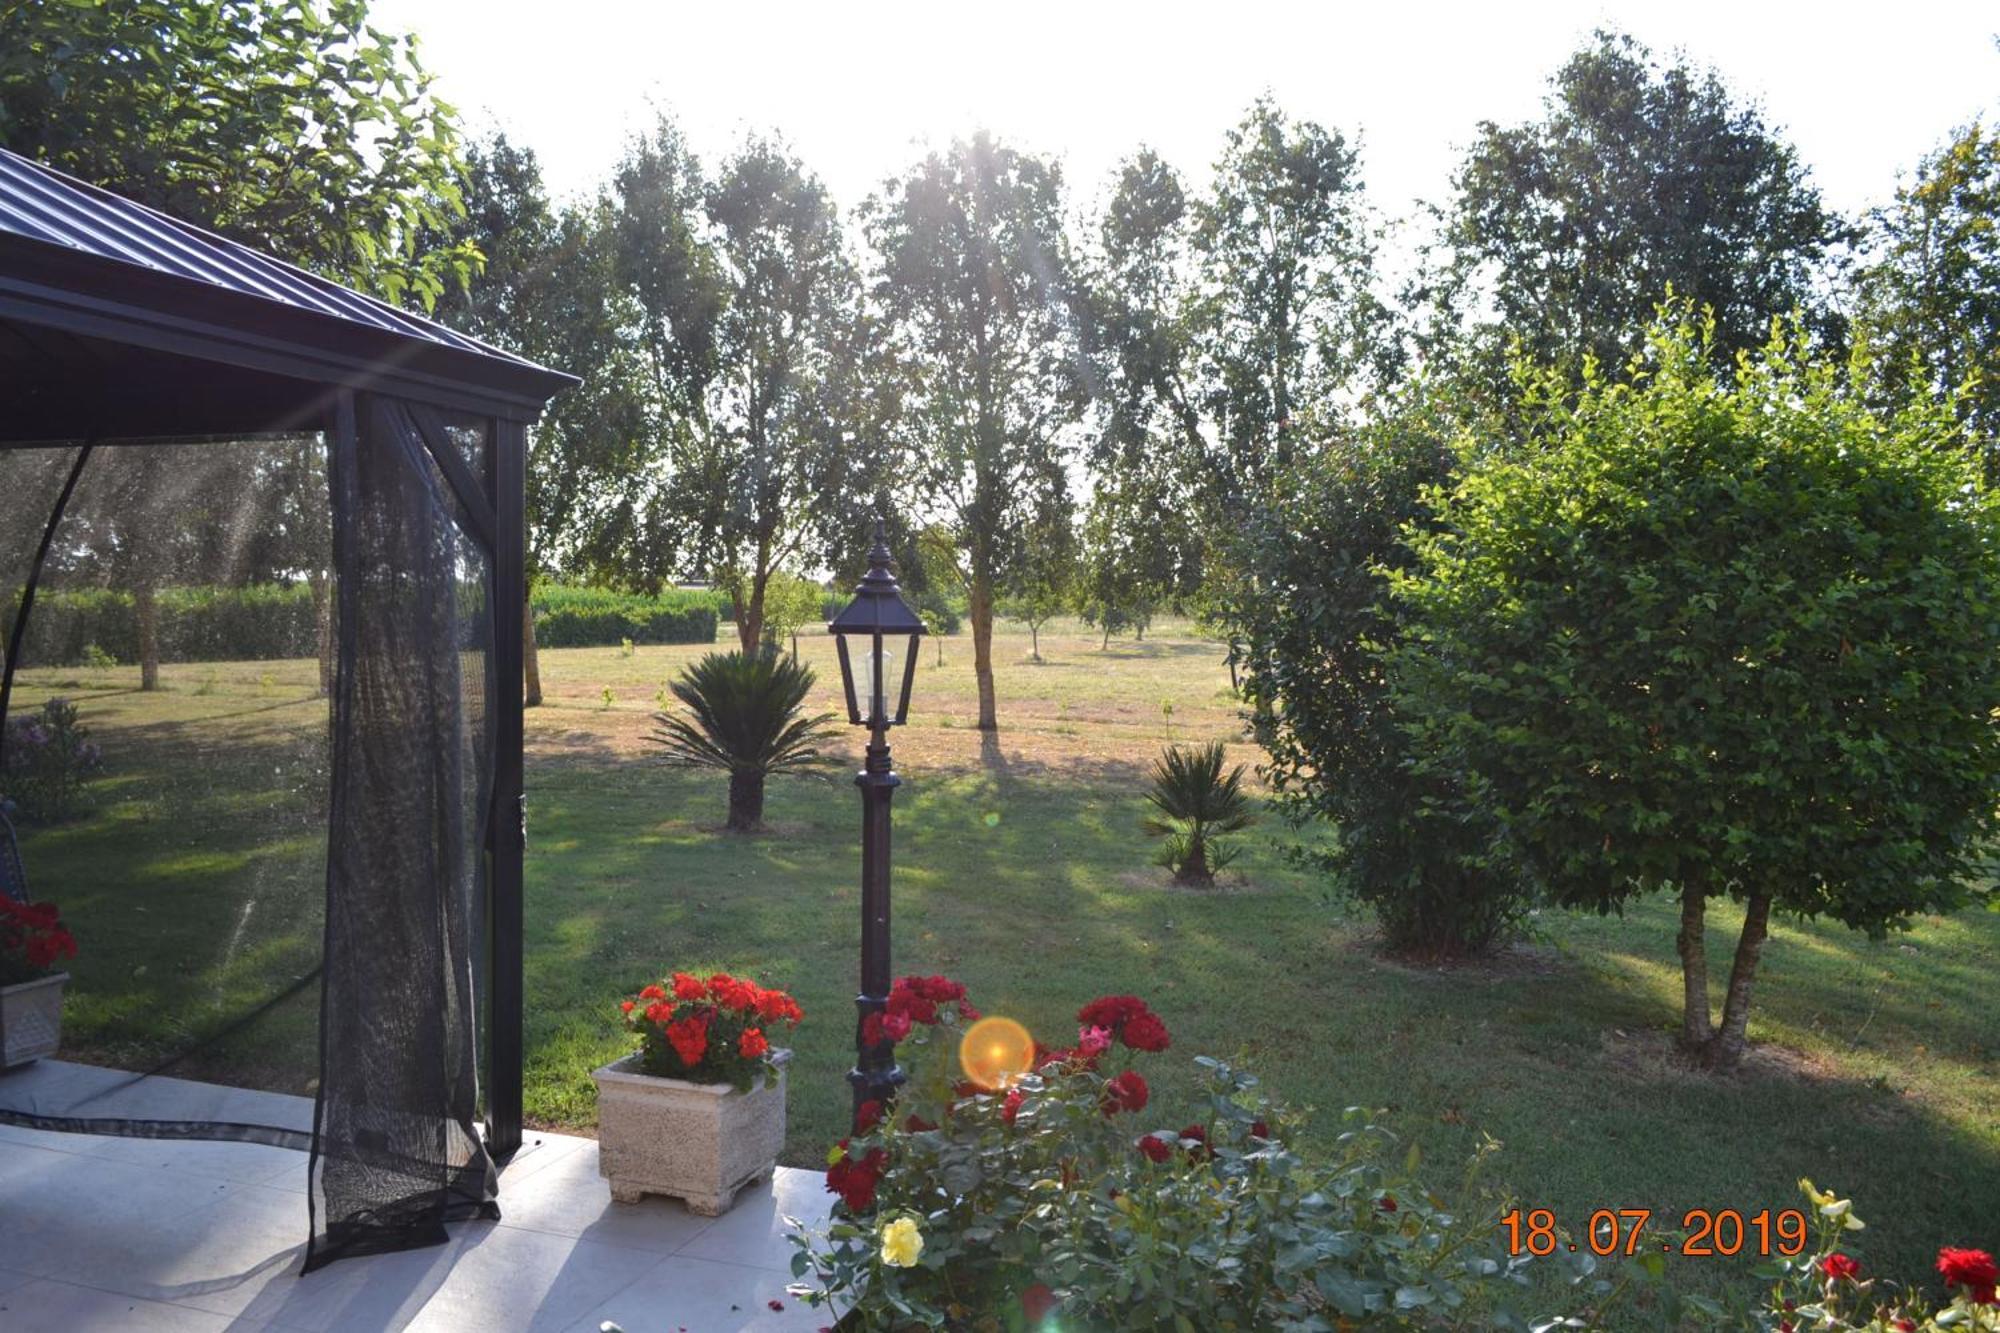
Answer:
[530,585,721,647]
[19,585,320,665]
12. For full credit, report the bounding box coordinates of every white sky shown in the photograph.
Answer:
[373,0,1997,235]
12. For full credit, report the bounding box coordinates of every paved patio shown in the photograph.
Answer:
[0,1062,837,1332]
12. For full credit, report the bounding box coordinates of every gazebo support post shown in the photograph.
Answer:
[487,416,528,1158]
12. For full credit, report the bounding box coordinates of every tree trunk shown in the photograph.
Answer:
[1676,887,1713,1052]
[1175,834,1212,887]
[726,769,765,831]
[735,585,765,657]
[1029,622,1041,663]
[310,571,333,697]
[970,573,997,731]
[1700,894,1772,1070]
[524,593,544,708]
[135,584,160,692]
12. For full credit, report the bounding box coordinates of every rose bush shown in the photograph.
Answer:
[618,970,801,1092]
[791,979,1527,1330]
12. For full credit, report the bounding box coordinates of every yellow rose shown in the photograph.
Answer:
[880,1216,924,1268]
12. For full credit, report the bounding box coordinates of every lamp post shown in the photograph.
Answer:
[827,518,926,1131]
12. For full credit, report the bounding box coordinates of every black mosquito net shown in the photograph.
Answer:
[0,398,501,1270]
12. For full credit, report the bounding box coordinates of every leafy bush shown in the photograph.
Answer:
[792,981,1526,1330]
[1141,740,1256,885]
[1387,308,2000,1066]
[649,650,839,831]
[1,698,103,823]
[1224,387,1530,956]
[16,585,319,665]
[532,585,721,647]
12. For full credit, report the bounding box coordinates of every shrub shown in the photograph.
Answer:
[1,698,103,823]
[531,585,721,648]
[1141,740,1256,885]
[617,970,802,1091]
[648,650,839,831]
[15,584,319,665]
[1387,308,2000,1067]
[1224,386,1530,956]
[792,981,1526,1330]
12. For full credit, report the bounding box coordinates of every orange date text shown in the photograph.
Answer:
[1499,1208,1809,1258]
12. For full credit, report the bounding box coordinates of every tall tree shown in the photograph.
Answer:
[434,136,656,704]
[865,134,1083,731]
[1431,31,1852,390]
[674,138,863,653]
[1856,120,2000,477]
[0,0,476,307]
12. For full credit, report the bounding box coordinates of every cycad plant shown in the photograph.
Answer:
[649,651,838,832]
[1142,740,1257,886]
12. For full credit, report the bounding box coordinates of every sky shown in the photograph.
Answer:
[372,0,1998,234]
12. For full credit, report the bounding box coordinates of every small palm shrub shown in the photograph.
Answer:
[648,650,838,832]
[1142,740,1256,885]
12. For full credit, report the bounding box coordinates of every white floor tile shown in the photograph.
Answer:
[671,1170,830,1272]
[0,1277,272,1332]
[496,1140,715,1254]
[562,1255,834,1333]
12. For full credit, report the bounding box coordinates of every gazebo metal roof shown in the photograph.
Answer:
[0,146,575,439]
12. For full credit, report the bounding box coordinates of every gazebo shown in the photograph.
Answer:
[0,147,573,1270]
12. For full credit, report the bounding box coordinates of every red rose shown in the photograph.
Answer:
[1249,1120,1271,1140]
[1178,1124,1212,1160]
[824,1141,887,1212]
[1102,1070,1148,1116]
[671,972,707,1001]
[738,1027,769,1060]
[1377,1194,1398,1213]
[1077,995,1148,1031]
[1820,1253,1860,1282]
[883,1011,913,1042]
[1938,1247,1999,1304]
[1076,1025,1112,1059]
[1001,1088,1024,1126]
[904,1114,937,1133]
[1895,1320,1916,1332]
[958,1001,981,1022]
[1136,1134,1171,1163]
[665,1013,710,1067]
[1020,1283,1059,1324]
[1121,1011,1171,1053]
[855,1099,884,1133]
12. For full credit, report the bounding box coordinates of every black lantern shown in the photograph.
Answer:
[827,519,926,1129]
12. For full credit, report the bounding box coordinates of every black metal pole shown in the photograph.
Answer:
[487,416,527,1159]
[849,708,906,1127]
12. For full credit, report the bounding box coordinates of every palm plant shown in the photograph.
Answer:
[649,650,838,832]
[1142,740,1257,886]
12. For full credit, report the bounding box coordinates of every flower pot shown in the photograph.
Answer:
[0,971,68,1069]
[592,1048,789,1216]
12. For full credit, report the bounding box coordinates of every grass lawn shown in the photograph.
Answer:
[9,618,1996,1318]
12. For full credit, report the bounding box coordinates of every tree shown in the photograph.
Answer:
[0,0,476,308]
[996,510,1075,664]
[1386,309,2000,1067]
[1431,31,1852,392]
[435,137,657,704]
[1856,121,2000,477]
[865,134,1084,730]
[1226,385,1525,956]
[649,650,838,832]
[758,571,826,662]
[1072,463,1193,648]
[673,138,864,653]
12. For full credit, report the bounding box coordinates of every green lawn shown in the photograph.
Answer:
[9,619,1996,1318]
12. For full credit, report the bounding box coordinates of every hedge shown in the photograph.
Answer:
[530,585,721,647]
[17,585,320,665]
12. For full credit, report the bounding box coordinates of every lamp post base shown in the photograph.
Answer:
[847,1059,907,1127]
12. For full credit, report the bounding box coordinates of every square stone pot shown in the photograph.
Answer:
[0,972,68,1069]
[592,1048,789,1216]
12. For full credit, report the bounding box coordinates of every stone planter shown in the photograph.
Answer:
[0,971,68,1069]
[592,1048,789,1216]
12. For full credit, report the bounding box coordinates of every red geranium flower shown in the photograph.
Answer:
[671,972,707,1001]
[638,983,667,1002]
[1136,1133,1171,1163]
[1820,1253,1860,1282]
[665,1013,710,1068]
[1021,1282,1059,1325]
[619,1000,635,1014]
[1102,1070,1148,1116]
[1938,1247,1999,1304]
[1121,1010,1171,1052]
[737,1027,769,1060]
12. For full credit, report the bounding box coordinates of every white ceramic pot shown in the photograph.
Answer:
[591,1048,789,1216]
[0,971,68,1069]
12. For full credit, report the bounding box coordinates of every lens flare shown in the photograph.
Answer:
[957,1015,1035,1090]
